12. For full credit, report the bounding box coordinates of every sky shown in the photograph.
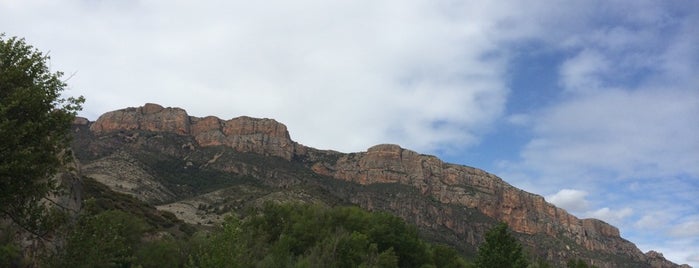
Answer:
[2,0,698,265]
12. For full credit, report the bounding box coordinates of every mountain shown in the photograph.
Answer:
[70,103,690,268]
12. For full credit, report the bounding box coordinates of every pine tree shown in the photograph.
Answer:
[475,222,529,268]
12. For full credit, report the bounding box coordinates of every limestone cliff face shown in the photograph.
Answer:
[646,251,694,268]
[303,143,647,266]
[190,115,296,160]
[90,103,299,160]
[79,104,688,268]
[90,103,190,134]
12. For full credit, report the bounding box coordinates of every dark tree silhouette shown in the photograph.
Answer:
[475,222,529,268]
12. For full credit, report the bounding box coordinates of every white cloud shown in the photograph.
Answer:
[635,212,671,230]
[559,49,610,93]
[688,253,699,263]
[0,0,520,153]
[517,88,699,182]
[669,218,699,238]
[494,1,699,185]
[507,0,699,196]
[546,189,589,213]
[506,113,531,126]
[586,207,633,225]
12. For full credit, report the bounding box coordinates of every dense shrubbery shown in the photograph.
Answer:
[185,202,468,268]
[46,199,579,267]
[50,210,147,267]
[48,201,469,267]
[567,258,599,268]
[14,182,580,268]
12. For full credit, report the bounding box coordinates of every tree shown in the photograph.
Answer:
[186,215,245,268]
[567,259,598,268]
[52,210,146,268]
[0,34,84,236]
[474,222,529,268]
[136,238,186,268]
[431,244,469,268]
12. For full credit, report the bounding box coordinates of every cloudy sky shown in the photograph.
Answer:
[3,0,697,265]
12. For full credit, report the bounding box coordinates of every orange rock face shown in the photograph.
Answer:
[90,103,190,134]
[307,143,650,267]
[90,103,298,160]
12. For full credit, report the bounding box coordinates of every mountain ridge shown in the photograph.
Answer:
[72,103,690,268]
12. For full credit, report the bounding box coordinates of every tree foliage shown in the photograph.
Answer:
[51,210,146,268]
[41,196,470,267]
[0,34,84,236]
[474,222,529,268]
[185,202,469,268]
[567,258,598,268]
[0,226,23,267]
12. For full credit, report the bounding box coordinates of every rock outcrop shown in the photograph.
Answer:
[646,251,693,268]
[76,104,690,268]
[90,103,299,160]
[302,143,649,266]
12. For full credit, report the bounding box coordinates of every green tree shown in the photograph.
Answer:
[184,203,468,268]
[186,215,245,268]
[0,34,84,236]
[474,222,529,268]
[567,259,597,268]
[53,210,146,268]
[431,244,469,268]
[136,238,186,268]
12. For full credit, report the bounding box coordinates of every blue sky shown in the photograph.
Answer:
[2,0,697,265]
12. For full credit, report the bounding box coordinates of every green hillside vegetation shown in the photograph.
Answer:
[42,177,584,267]
[7,176,595,268]
[45,179,471,267]
[188,202,469,268]
[80,176,196,236]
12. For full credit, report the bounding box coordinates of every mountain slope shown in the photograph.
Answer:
[71,103,689,268]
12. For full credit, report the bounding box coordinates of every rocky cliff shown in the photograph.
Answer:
[90,103,299,160]
[303,144,643,263]
[74,104,689,268]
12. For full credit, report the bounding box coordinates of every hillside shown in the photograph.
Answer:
[70,103,688,268]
